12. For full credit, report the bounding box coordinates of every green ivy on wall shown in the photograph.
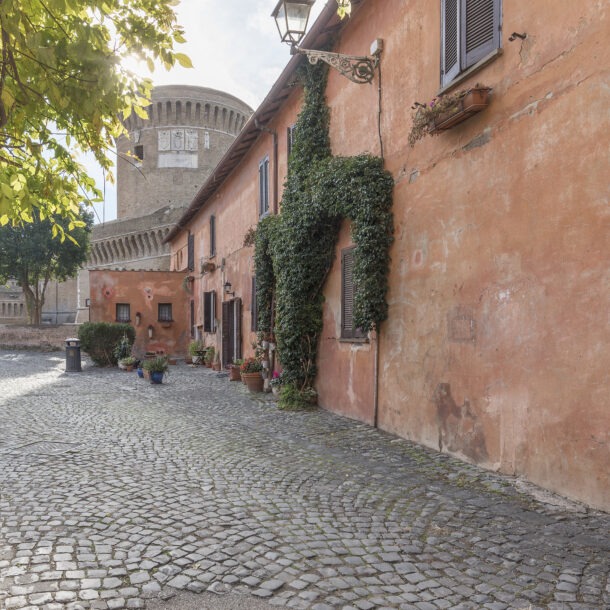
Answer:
[255,63,394,392]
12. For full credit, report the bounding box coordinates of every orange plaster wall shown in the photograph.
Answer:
[317,222,376,425]
[89,270,190,358]
[168,90,303,362]
[318,1,610,509]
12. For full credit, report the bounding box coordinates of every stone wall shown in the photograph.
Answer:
[0,324,80,351]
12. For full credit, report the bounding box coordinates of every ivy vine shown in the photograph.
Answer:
[255,63,394,391]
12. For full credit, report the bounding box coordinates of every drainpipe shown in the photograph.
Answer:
[254,119,279,214]
[373,328,380,428]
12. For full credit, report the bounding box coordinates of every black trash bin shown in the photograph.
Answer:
[65,338,82,372]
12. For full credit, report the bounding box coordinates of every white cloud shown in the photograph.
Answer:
[93,0,327,223]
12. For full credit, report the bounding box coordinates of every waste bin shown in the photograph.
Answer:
[65,338,82,372]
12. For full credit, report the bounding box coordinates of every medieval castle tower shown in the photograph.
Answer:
[74,85,253,322]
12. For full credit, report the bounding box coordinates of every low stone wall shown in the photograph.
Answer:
[0,324,80,351]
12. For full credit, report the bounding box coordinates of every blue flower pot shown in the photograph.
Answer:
[150,371,164,384]
[137,367,144,378]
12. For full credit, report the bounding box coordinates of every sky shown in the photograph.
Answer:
[90,0,326,224]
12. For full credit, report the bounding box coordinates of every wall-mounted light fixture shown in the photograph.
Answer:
[272,0,382,84]
[148,324,154,339]
[135,312,142,326]
[85,298,91,307]
[224,281,236,297]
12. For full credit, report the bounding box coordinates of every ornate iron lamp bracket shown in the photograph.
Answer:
[293,46,379,84]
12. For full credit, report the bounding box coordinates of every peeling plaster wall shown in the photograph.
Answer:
[89,271,189,358]
[318,1,609,509]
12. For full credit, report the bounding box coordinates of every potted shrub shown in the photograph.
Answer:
[187,340,205,365]
[114,334,133,369]
[269,371,283,396]
[143,356,169,384]
[204,346,215,368]
[118,356,137,372]
[240,357,264,392]
[228,358,243,381]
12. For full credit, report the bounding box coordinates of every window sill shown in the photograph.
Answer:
[438,48,503,96]
[116,320,131,324]
[339,337,369,344]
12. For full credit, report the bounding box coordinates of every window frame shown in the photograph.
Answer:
[158,303,173,322]
[258,156,270,218]
[115,303,131,323]
[441,0,502,88]
[287,125,296,159]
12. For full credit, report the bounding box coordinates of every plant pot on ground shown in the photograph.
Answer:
[142,356,169,384]
[228,361,242,381]
[240,357,264,392]
[118,356,137,372]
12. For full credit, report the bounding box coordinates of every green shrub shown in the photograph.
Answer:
[278,383,318,411]
[78,322,135,366]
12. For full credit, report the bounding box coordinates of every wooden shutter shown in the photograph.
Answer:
[441,0,460,86]
[209,215,216,257]
[203,291,216,333]
[234,298,242,360]
[462,0,500,68]
[222,300,231,366]
[341,248,355,339]
[190,299,195,338]
[187,233,194,271]
[251,276,258,332]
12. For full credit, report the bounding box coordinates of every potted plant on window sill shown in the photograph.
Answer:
[409,84,492,146]
[240,357,264,392]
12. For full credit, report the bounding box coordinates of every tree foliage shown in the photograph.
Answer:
[0,0,190,231]
[255,63,394,391]
[0,208,93,324]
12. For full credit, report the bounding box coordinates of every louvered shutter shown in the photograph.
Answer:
[234,298,242,360]
[203,291,216,333]
[251,276,258,332]
[341,248,355,339]
[222,300,231,366]
[462,0,500,68]
[187,233,194,271]
[441,0,460,86]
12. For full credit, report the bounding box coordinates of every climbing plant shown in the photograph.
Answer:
[255,62,394,393]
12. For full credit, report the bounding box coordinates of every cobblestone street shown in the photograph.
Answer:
[0,350,608,610]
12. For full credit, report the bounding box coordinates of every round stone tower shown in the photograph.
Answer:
[77,85,253,323]
[116,85,253,220]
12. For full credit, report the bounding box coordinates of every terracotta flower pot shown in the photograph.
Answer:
[229,366,241,381]
[241,372,264,393]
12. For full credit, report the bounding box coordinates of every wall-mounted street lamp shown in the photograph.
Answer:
[135,312,142,326]
[271,0,382,84]
[148,324,154,339]
[224,281,236,297]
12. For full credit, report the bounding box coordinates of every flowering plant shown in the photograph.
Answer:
[240,357,263,374]
[408,84,490,146]
[269,371,283,388]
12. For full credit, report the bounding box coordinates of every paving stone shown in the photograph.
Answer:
[0,351,608,610]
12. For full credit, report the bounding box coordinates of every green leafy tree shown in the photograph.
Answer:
[0,0,191,231]
[0,208,93,324]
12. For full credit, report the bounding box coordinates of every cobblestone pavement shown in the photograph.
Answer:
[0,350,608,610]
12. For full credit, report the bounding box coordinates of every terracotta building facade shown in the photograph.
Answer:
[165,1,609,510]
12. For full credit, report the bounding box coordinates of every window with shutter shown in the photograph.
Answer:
[251,276,258,332]
[209,215,216,257]
[341,248,365,340]
[203,291,216,333]
[441,0,501,87]
[259,156,270,217]
[187,233,194,271]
